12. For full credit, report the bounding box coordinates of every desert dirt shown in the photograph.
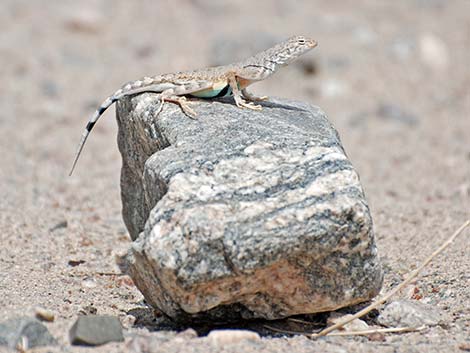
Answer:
[0,1,469,352]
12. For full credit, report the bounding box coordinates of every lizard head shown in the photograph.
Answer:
[286,35,318,56]
[270,35,317,66]
[237,35,317,82]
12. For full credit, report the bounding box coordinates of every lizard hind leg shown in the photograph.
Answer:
[152,92,196,118]
[164,96,197,118]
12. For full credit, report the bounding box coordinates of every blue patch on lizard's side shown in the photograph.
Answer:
[190,84,232,98]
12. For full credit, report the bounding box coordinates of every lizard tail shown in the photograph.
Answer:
[69,95,118,176]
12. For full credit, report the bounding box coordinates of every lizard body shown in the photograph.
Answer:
[69,36,317,175]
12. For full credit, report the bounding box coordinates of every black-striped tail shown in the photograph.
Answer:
[69,96,118,176]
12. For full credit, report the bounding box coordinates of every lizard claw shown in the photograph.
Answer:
[177,97,197,118]
[181,104,197,118]
[238,100,263,111]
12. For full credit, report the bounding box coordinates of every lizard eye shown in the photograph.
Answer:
[298,37,306,44]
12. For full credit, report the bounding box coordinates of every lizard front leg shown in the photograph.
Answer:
[241,89,268,102]
[227,74,262,111]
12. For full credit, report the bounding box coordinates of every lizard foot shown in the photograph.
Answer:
[237,100,263,111]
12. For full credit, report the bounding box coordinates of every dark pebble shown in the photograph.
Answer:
[69,315,124,346]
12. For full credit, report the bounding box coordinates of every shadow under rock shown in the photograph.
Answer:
[127,305,330,338]
[127,299,380,338]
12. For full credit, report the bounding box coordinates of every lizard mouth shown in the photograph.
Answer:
[308,39,318,49]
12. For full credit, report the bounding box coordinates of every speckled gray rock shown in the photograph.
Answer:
[117,94,383,322]
[0,317,57,349]
[69,315,124,346]
[378,300,444,328]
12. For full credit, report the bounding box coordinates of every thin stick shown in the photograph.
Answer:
[312,219,470,338]
[264,324,426,337]
[287,317,324,325]
[323,325,426,337]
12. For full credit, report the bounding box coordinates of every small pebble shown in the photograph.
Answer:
[81,278,97,289]
[49,220,68,232]
[207,329,260,346]
[35,307,55,322]
[68,259,86,267]
[327,313,369,332]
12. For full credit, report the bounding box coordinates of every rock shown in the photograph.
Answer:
[207,329,260,346]
[117,94,383,322]
[378,300,444,328]
[0,317,57,349]
[69,315,124,346]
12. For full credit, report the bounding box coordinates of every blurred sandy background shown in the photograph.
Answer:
[0,0,469,351]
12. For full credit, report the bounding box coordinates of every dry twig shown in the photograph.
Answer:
[264,324,426,337]
[322,325,426,337]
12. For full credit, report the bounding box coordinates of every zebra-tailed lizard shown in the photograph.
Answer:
[69,35,317,175]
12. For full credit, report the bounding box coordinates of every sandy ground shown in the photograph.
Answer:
[0,0,469,352]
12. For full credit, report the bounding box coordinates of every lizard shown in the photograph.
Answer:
[69,35,317,175]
